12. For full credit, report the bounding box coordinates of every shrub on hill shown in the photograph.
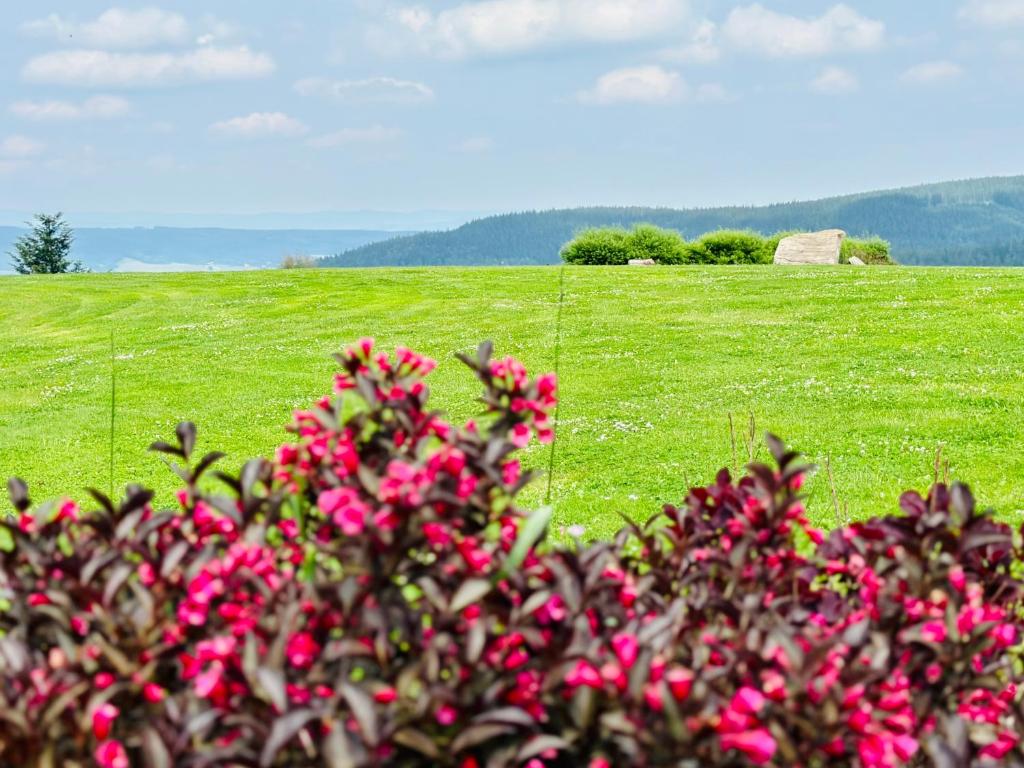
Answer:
[683,229,774,265]
[560,224,687,265]
[626,224,689,264]
[4,341,1024,767]
[842,236,895,265]
[280,254,318,269]
[560,227,632,265]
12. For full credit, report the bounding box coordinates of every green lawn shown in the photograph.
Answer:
[3,265,1024,538]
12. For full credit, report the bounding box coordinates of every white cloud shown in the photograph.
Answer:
[723,4,884,58]
[1,135,45,158]
[458,136,495,153]
[10,95,131,121]
[294,76,434,103]
[960,0,1024,25]
[811,66,859,94]
[307,126,403,148]
[210,112,308,138]
[391,0,691,58]
[578,65,687,105]
[22,46,275,87]
[22,7,190,49]
[900,61,964,85]
[660,19,720,63]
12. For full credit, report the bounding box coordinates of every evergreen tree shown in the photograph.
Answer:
[9,213,82,274]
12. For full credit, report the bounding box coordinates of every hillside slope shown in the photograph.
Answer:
[3,266,1024,535]
[322,176,1024,267]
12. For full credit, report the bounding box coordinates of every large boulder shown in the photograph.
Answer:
[774,229,845,265]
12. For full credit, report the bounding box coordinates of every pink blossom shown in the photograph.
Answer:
[511,422,531,448]
[732,686,766,715]
[423,522,452,547]
[565,660,602,689]
[892,734,919,761]
[374,686,397,704]
[719,728,777,764]
[193,663,223,698]
[286,632,321,669]
[436,704,457,726]
[949,565,966,592]
[55,500,79,523]
[318,487,367,536]
[502,459,522,486]
[921,621,947,644]
[94,740,129,768]
[71,614,89,636]
[666,668,694,701]
[143,683,166,703]
[611,632,639,668]
[994,623,1018,648]
[94,672,115,690]
[92,702,119,740]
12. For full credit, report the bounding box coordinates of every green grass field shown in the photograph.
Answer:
[3,265,1024,538]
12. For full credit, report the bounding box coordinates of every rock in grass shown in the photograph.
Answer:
[848,256,866,266]
[774,230,845,265]
[628,259,657,266]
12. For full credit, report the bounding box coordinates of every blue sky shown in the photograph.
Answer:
[0,0,1023,221]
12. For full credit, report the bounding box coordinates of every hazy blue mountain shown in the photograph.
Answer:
[0,227,411,272]
[0,210,483,231]
[322,176,1024,267]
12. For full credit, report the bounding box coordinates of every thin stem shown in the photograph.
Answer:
[109,327,116,498]
[545,264,567,506]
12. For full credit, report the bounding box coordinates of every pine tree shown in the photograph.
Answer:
[9,213,82,274]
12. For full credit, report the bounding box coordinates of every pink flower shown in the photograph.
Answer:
[457,537,492,573]
[71,614,89,636]
[318,487,367,536]
[732,686,766,715]
[94,672,115,690]
[55,500,79,523]
[565,660,602,689]
[286,632,320,669]
[511,422,531,448]
[436,704,457,726]
[502,459,522,486]
[94,740,129,768]
[611,632,639,668]
[374,686,397,704]
[921,621,947,644]
[666,668,694,701]
[337,505,367,536]
[994,623,1018,648]
[949,565,966,593]
[193,663,223,698]
[892,734,919,761]
[143,683,166,703]
[92,702,119,740]
[719,728,777,765]
[535,594,566,624]
[423,522,452,547]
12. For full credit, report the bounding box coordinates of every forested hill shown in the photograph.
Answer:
[321,176,1024,267]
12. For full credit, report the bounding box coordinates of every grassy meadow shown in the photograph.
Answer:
[2,265,1024,538]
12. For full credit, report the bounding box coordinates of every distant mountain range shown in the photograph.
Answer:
[322,176,1024,268]
[4,177,1024,272]
[0,227,410,272]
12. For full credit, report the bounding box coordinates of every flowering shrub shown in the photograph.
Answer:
[2,340,1024,767]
